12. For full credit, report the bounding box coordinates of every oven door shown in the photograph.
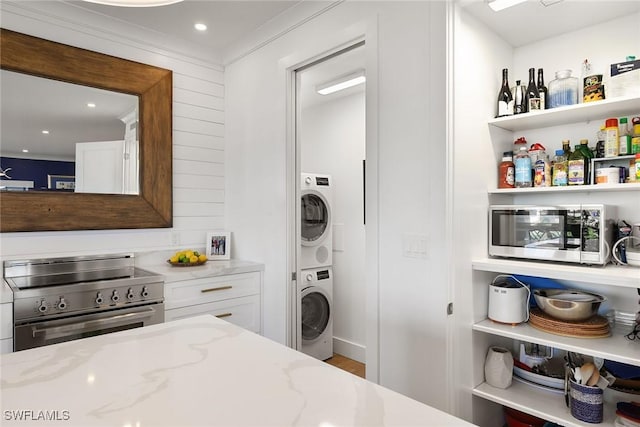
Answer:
[489,206,583,263]
[14,303,164,351]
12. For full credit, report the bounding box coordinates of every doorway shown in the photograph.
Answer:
[292,42,367,371]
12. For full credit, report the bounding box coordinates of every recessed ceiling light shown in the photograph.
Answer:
[22,149,29,153]
[81,0,183,7]
[87,102,96,108]
[41,130,49,134]
[194,23,207,32]
[487,0,528,12]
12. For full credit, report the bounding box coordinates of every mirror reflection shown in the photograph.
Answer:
[0,70,139,194]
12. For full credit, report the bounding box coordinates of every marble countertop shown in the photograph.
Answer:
[137,256,264,284]
[0,315,473,427]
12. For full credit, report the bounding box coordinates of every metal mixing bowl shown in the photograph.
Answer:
[533,289,606,322]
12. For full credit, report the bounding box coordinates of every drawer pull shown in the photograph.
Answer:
[216,312,232,319]
[201,285,232,293]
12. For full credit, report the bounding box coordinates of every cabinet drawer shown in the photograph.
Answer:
[0,337,12,354]
[0,303,12,340]
[165,272,260,309]
[165,295,261,333]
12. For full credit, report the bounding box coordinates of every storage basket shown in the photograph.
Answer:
[569,380,603,423]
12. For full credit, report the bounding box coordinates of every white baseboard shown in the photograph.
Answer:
[332,336,365,364]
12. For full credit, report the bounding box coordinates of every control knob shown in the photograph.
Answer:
[95,292,104,305]
[126,288,135,301]
[141,286,149,298]
[306,273,313,282]
[305,176,312,185]
[37,300,48,313]
[57,297,67,310]
[111,290,120,302]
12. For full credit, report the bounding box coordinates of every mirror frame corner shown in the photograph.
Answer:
[0,28,173,232]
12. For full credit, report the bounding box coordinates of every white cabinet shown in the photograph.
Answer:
[470,96,640,427]
[164,271,262,334]
[0,300,12,354]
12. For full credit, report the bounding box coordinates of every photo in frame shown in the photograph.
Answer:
[206,231,231,260]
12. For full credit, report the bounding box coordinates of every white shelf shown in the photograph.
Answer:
[472,258,640,288]
[473,381,616,427]
[488,183,640,194]
[488,95,640,132]
[473,320,639,366]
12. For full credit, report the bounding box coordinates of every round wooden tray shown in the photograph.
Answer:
[166,260,207,267]
[529,308,610,338]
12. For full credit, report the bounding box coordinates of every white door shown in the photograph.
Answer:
[75,140,124,194]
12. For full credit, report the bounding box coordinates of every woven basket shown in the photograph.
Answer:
[569,380,603,423]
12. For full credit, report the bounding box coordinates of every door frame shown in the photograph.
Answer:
[284,29,379,381]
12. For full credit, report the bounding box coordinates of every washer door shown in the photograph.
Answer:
[301,191,330,246]
[301,287,331,342]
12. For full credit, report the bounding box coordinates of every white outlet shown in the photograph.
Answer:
[402,233,428,259]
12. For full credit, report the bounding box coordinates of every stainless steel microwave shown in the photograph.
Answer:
[489,205,615,265]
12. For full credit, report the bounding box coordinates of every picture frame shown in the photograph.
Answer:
[47,174,75,190]
[206,231,231,260]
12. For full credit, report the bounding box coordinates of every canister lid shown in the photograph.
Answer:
[606,118,619,128]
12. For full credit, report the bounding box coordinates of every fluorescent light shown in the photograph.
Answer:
[41,130,49,134]
[22,149,29,153]
[194,23,207,31]
[488,0,528,12]
[87,102,96,108]
[316,70,366,95]
[82,0,183,7]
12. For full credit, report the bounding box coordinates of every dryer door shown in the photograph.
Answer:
[301,192,330,246]
[300,287,331,342]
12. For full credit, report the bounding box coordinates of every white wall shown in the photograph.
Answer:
[300,92,366,362]
[225,0,451,411]
[0,1,224,260]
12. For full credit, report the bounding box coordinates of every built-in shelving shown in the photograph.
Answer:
[473,320,639,366]
[488,95,640,132]
[488,183,640,194]
[472,258,640,288]
[473,381,616,427]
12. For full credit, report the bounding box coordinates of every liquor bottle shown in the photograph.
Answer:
[496,68,514,118]
[562,139,572,157]
[579,139,594,184]
[525,68,541,112]
[513,80,526,115]
[536,68,547,110]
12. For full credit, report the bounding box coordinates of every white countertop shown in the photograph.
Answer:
[0,315,473,427]
[138,258,264,283]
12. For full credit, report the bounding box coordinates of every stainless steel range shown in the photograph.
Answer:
[4,254,164,351]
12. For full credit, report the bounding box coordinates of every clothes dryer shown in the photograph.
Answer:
[300,173,332,269]
[300,266,333,361]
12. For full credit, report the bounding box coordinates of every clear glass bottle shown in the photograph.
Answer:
[548,70,578,108]
[514,146,532,188]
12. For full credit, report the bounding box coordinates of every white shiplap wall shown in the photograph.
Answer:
[0,1,225,260]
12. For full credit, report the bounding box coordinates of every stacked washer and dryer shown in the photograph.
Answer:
[299,173,333,361]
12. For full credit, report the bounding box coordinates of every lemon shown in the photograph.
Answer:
[170,255,179,263]
[189,255,199,263]
[185,250,194,259]
[198,254,207,262]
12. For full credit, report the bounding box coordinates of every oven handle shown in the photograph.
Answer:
[31,307,157,340]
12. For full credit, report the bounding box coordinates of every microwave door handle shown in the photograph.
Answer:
[31,307,156,340]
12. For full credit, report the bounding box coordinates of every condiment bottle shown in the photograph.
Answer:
[533,151,551,187]
[636,153,640,181]
[631,118,640,154]
[552,149,568,186]
[498,152,515,189]
[514,146,532,188]
[562,139,572,157]
[604,118,620,158]
[595,125,606,158]
[568,144,586,185]
[619,117,631,156]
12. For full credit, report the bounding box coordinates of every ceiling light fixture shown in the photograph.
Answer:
[87,102,96,108]
[316,70,366,96]
[81,0,183,7]
[22,149,29,153]
[194,23,207,32]
[41,130,49,134]
[487,0,528,12]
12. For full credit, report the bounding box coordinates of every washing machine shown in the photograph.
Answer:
[300,266,333,361]
[300,173,332,269]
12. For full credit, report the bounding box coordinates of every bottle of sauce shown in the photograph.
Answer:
[632,118,640,154]
[595,125,606,158]
[514,146,532,188]
[498,152,515,188]
[568,144,586,185]
[562,139,572,157]
[552,149,568,186]
[533,152,551,187]
[636,153,640,181]
[604,118,620,158]
[619,117,631,155]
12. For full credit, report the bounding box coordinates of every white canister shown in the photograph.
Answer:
[595,167,621,184]
[484,346,514,389]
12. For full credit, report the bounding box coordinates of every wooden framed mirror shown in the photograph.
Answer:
[0,29,172,232]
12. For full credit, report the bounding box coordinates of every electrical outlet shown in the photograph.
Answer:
[402,233,428,259]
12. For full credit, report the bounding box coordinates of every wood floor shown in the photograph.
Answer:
[325,353,365,378]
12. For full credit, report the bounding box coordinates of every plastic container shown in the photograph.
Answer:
[498,152,515,189]
[548,69,578,108]
[514,146,532,188]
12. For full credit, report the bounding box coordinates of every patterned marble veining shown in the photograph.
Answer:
[137,257,264,283]
[0,315,474,426]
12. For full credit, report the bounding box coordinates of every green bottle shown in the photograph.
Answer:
[579,139,593,184]
[568,144,586,185]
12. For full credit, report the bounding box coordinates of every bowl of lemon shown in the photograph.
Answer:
[167,250,208,267]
